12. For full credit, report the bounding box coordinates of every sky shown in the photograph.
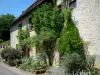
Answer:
[0,0,36,18]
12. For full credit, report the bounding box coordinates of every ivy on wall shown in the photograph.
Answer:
[17,27,30,56]
[58,8,85,56]
[32,3,64,66]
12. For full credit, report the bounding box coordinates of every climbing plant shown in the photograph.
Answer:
[58,8,84,55]
[58,8,86,72]
[18,27,30,56]
[32,3,64,66]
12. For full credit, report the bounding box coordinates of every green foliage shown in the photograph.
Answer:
[0,39,3,43]
[46,55,98,75]
[0,40,10,45]
[18,28,30,45]
[20,56,47,72]
[58,8,84,55]
[18,27,36,48]
[18,27,31,56]
[7,59,21,66]
[0,14,16,41]
[58,8,87,73]
[86,55,95,71]
[1,48,22,66]
[62,53,86,73]
[32,3,64,37]
[32,3,53,34]
[1,48,22,61]
[32,3,64,66]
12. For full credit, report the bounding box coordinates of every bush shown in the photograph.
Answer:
[45,54,99,75]
[46,66,67,75]
[86,55,95,71]
[20,56,47,72]
[1,48,22,66]
[46,66,100,75]
[58,8,84,56]
[61,53,86,73]
[1,48,22,61]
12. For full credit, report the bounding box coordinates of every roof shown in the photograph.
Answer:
[11,0,44,26]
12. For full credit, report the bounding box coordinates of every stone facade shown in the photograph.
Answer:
[72,0,100,68]
[10,23,19,48]
[57,0,100,68]
[10,15,35,48]
[10,14,36,57]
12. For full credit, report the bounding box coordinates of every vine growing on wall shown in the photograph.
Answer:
[18,27,30,56]
[58,8,84,56]
[32,3,64,66]
[57,8,87,72]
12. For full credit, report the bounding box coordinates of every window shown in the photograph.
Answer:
[18,23,22,29]
[69,0,76,8]
[28,17,33,31]
[58,4,62,11]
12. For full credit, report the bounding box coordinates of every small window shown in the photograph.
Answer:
[69,0,76,8]
[28,17,33,31]
[58,4,62,11]
[29,17,32,24]
[2,45,5,48]
[0,45,2,48]
[18,23,22,29]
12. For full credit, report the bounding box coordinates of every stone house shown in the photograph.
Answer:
[10,0,75,55]
[10,0,100,68]
[10,0,45,57]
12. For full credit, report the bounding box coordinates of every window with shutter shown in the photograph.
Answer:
[18,23,22,29]
[28,17,33,31]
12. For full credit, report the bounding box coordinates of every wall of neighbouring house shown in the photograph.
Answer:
[72,0,100,68]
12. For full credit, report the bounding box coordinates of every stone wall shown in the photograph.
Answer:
[10,24,19,48]
[10,14,36,48]
[72,0,100,68]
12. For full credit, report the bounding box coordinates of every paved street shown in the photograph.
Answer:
[0,63,34,75]
[0,63,21,75]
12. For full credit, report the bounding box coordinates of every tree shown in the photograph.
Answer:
[58,8,84,55]
[32,3,64,66]
[58,8,86,72]
[0,14,16,41]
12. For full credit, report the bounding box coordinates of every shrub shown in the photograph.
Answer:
[45,54,99,75]
[32,2,64,66]
[20,56,47,72]
[46,66,67,75]
[61,53,86,73]
[58,8,84,56]
[85,55,95,71]
[1,48,22,61]
[58,8,86,73]
[46,66,100,75]
[1,48,22,66]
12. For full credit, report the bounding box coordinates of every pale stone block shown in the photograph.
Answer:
[56,0,63,6]
[53,50,60,66]
[30,47,36,57]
